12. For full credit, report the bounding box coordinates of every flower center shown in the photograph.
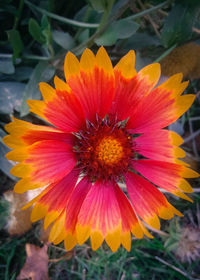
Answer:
[95,136,123,165]
[74,118,134,181]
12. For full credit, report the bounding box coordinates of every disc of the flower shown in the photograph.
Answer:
[3,47,199,252]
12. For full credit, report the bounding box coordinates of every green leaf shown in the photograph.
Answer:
[12,66,33,82]
[0,129,17,181]
[20,61,55,116]
[88,0,107,12]
[0,145,17,181]
[74,5,101,24]
[122,32,160,51]
[161,3,198,47]
[28,18,46,44]
[41,15,49,30]
[41,15,52,46]
[95,19,139,46]
[112,19,139,40]
[0,57,15,74]
[52,30,74,49]
[7,30,23,62]
[77,29,90,44]
[41,65,55,81]
[95,25,117,46]
[0,82,25,114]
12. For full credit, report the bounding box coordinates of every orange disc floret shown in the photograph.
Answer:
[95,136,124,165]
[75,118,134,181]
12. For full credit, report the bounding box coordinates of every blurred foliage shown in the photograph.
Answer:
[0,0,200,279]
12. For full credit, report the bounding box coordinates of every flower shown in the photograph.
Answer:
[3,47,199,252]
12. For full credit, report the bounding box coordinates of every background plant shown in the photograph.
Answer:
[0,0,200,279]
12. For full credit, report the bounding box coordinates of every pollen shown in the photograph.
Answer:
[75,117,134,181]
[95,136,123,165]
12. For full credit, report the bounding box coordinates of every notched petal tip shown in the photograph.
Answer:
[39,82,56,102]
[146,214,161,230]
[138,62,161,87]
[171,205,184,217]
[121,231,131,251]
[64,51,80,81]
[115,50,137,79]
[5,148,27,162]
[31,203,47,222]
[44,210,60,230]
[96,46,114,76]
[182,166,199,178]
[176,94,196,120]
[64,234,77,251]
[48,212,66,243]
[105,226,121,252]
[165,72,183,84]
[170,131,184,146]
[90,231,104,251]
[80,48,95,71]
[54,75,71,92]
[178,179,193,193]
[76,224,91,245]
[174,190,193,203]
[10,163,31,177]
[14,178,40,194]
[27,100,46,119]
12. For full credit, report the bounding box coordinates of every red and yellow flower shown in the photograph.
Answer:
[3,47,199,251]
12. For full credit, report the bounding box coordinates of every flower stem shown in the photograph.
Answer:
[126,0,168,21]
[22,54,50,61]
[97,0,115,31]
[154,44,177,63]
[73,0,169,53]
[13,0,24,30]
[24,0,99,29]
[24,0,168,31]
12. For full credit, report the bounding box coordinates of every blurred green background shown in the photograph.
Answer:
[0,0,200,279]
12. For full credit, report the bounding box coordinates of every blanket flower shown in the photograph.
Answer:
[4,47,199,252]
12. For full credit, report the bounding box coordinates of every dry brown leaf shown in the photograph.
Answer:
[3,191,32,235]
[39,221,52,243]
[160,43,200,80]
[176,226,200,263]
[17,243,49,280]
[182,152,199,171]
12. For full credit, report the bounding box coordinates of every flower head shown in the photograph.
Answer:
[4,47,199,252]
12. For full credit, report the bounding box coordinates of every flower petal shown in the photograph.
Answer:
[49,211,67,244]
[64,47,115,122]
[132,159,198,201]
[27,81,85,133]
[134,129,185,163]
[24,140,76,185]
[76,180,122,252]
[126,172,182,229]
[110,62,160,120]
[114,183,151,251]
[127,75,195,132]
[63,177,92,250]
[13,177,41,193]
[39,82,56,102]
[43,88,85,132]
[157,73,188,97]
[27,100,47,120]
[114,50,137,79]
[54,76,71,92]
[30,169,79,228]
[3,118,74,149]
[64,51,80,79]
